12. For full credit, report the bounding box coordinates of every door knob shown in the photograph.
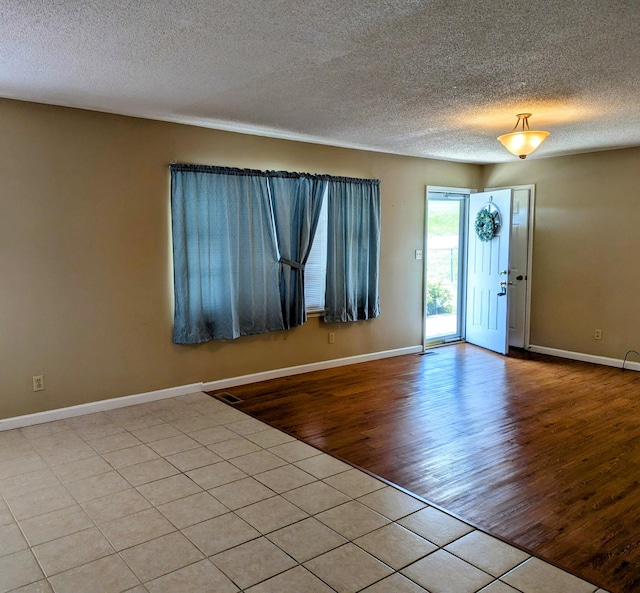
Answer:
[516,275,524,281]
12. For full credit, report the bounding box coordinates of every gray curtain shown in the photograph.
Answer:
[325,178,381,322]
[171,165,284,342]
[171,164,380,342]
[270,176,328,329]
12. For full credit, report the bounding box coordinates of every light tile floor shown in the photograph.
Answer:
[0,392,609,593]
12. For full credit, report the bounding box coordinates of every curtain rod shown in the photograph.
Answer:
[169,163,380,185]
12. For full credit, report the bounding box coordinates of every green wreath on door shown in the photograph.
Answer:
[474,205,501,242]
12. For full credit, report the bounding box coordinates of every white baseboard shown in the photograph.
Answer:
[202,345,424,391]
[0,383,203,432]
[528,344,640,371]
[1,345,423,432]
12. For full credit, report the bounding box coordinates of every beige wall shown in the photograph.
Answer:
[5,97,636,421]
[483,147,640,358]
[0,98,481,419]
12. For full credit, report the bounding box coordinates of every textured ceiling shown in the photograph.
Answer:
[1,0,639,163]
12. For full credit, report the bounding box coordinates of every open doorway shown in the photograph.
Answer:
[424,185,534,352]
[424,188,470,345]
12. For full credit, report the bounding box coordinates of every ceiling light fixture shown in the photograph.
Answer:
[497,113,549,159]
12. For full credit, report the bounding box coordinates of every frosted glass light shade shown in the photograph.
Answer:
[497,114,549,159]
[497,130,550,159]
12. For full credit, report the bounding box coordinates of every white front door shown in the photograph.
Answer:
[465,190,513,355]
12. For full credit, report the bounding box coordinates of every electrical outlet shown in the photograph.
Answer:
[415,249,423,260]
[594,329,602,340]
[328,332,335,344]
[33,375,45,391]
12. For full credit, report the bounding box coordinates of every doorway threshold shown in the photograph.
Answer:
[424,338,464,350]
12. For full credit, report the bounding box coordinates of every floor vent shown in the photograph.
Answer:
[209,391,243,404]
[416,351,437,356]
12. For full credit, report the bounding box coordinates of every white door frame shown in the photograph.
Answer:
[484,184,535,350]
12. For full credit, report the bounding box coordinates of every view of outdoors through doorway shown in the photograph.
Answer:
[425,192,467,344]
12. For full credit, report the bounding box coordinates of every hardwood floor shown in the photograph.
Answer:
[212,344,640,593]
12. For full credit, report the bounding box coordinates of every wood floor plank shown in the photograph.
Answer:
[213,343,640,593]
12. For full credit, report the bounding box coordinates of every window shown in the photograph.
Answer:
[304,189,328,313]
[170,165,380,343]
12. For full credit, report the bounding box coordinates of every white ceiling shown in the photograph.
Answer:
[1,0,639,164]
